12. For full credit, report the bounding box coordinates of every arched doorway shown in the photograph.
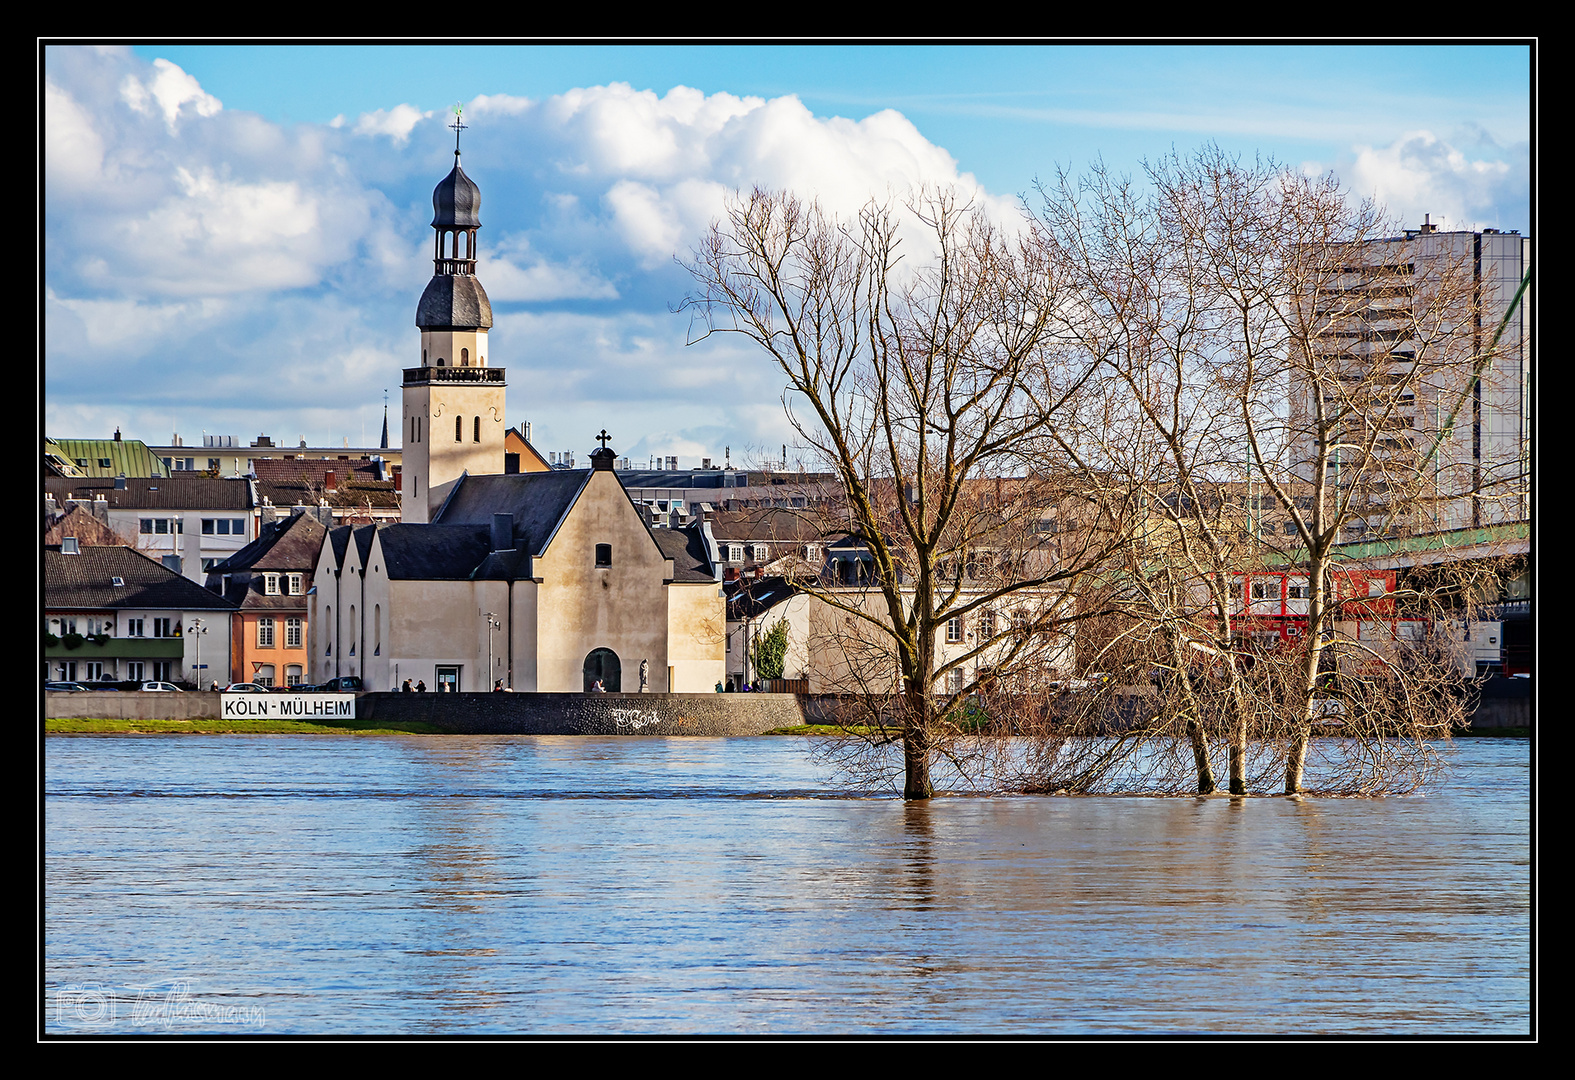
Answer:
[583,648,621,692]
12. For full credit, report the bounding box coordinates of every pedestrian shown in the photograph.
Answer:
[416,680,426,693]
[493,679,505,692]
[402,679,413,693]
[591,678,606,693]
[639,659,649,692]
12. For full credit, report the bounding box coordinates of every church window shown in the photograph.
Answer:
[456,417,463,441]
[595,544,612,567]
[437,357,445,366]
[461,348,469,366]
[473,417,480,442]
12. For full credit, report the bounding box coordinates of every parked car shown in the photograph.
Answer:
[45,681,89,692]
[140,682,184,692]
[223,682,272,693]
[312,676,365,693]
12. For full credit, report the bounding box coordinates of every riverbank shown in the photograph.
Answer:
[45,717,447,735]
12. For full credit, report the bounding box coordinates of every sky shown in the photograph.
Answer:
[42,43,1533,467]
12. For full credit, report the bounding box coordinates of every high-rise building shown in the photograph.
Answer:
[1291,218,1530,536]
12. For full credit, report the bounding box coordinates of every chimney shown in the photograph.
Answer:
[113,427,122,442]
[491,513,515,553]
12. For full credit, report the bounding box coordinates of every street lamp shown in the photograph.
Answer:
[481,611,502,691]
[186,618,207,689]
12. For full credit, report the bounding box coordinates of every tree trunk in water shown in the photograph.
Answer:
[903,721,933,800]
[1229,687,1249,796]
[1187,717,1216,794]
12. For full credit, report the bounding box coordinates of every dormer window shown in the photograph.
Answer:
[287,573,303,595]
[264,573,280,595]
[595,544,612,567]
[61,537,79,554]
[111,576,124,587]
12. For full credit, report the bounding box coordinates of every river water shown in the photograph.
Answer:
[44,735,1531,1036]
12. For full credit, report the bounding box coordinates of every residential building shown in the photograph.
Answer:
[45,543,237,686]
[249,458,399,526]
[146,431,402,479]
[1290,218,1530,536]
[205,510,326,687]
[44,474,257,583]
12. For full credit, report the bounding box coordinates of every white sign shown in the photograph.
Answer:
[221,694,356,720]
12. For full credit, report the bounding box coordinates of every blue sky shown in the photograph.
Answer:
[44,43,1533,465]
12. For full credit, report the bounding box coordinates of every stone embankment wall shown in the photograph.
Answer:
[358,692,807,735]
[43,690,811,734]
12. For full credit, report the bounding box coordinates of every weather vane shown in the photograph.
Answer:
[450,103,467,157]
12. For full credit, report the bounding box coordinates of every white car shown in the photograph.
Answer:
[223,682,271,693]
[139,682,184,692]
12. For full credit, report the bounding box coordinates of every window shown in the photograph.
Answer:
[461,347,469,366]
[127,619,144,637]
[153,618,172,638]
[1288,585,1311,600]
[287,574,303,596]
[946,617,963,644]
[728,544,744,563]
[753,544,768,562]
[595,543,612,567]
[162,555,182,573]
[257,618,275,648]
[473,417,481,442]
[285,617,303,649]
[229,519,244,536]
[1252,582,1279,600]
[947,668,966,694]
[264,573,280,595]
[256,665,275,687]
[140,519,153,534]
[85,662,104,681]
[208,459,220,471]
[98,458,111,468]
[151,661,171,682]
[456,416,463,441]
[200,559,220,573]
[62,537,80,555]
[286,666,303,686]
[126,662,144,682]
[979,610,995,639]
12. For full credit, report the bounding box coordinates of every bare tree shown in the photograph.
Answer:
[1035,146,1516,795]
[682,188,1120,798]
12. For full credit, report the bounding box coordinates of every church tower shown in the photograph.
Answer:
[401,113,506,523]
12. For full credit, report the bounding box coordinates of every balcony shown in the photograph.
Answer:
[403,366,507,386]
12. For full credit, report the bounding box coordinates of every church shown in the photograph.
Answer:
[309,130,726,693]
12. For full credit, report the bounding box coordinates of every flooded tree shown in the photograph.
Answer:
[1032,146,1522,795]
[681,188,1125,799]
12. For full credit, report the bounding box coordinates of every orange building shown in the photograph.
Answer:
[205,511,327,687]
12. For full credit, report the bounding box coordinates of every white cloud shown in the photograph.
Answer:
[44,80,105,191]
[119,58,221,133]
[1344,130,1527,233]
[351,104,430,145]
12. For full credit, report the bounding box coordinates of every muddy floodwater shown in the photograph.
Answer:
[44,735,1531,1035]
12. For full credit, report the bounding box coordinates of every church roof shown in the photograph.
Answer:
[416,273,493,330]
[431,161,481,229]
[432,471,592,554]
[653,524,719,583]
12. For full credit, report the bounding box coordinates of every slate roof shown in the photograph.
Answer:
[205,513,325,609]
[44,475,253,511]
[377,524,502,580]
[432,161,481,229]
[653,524,719,583]
[432,471,591,554]
[416,274,493,330]
[46,545,238,612]
[726,576,801,620]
